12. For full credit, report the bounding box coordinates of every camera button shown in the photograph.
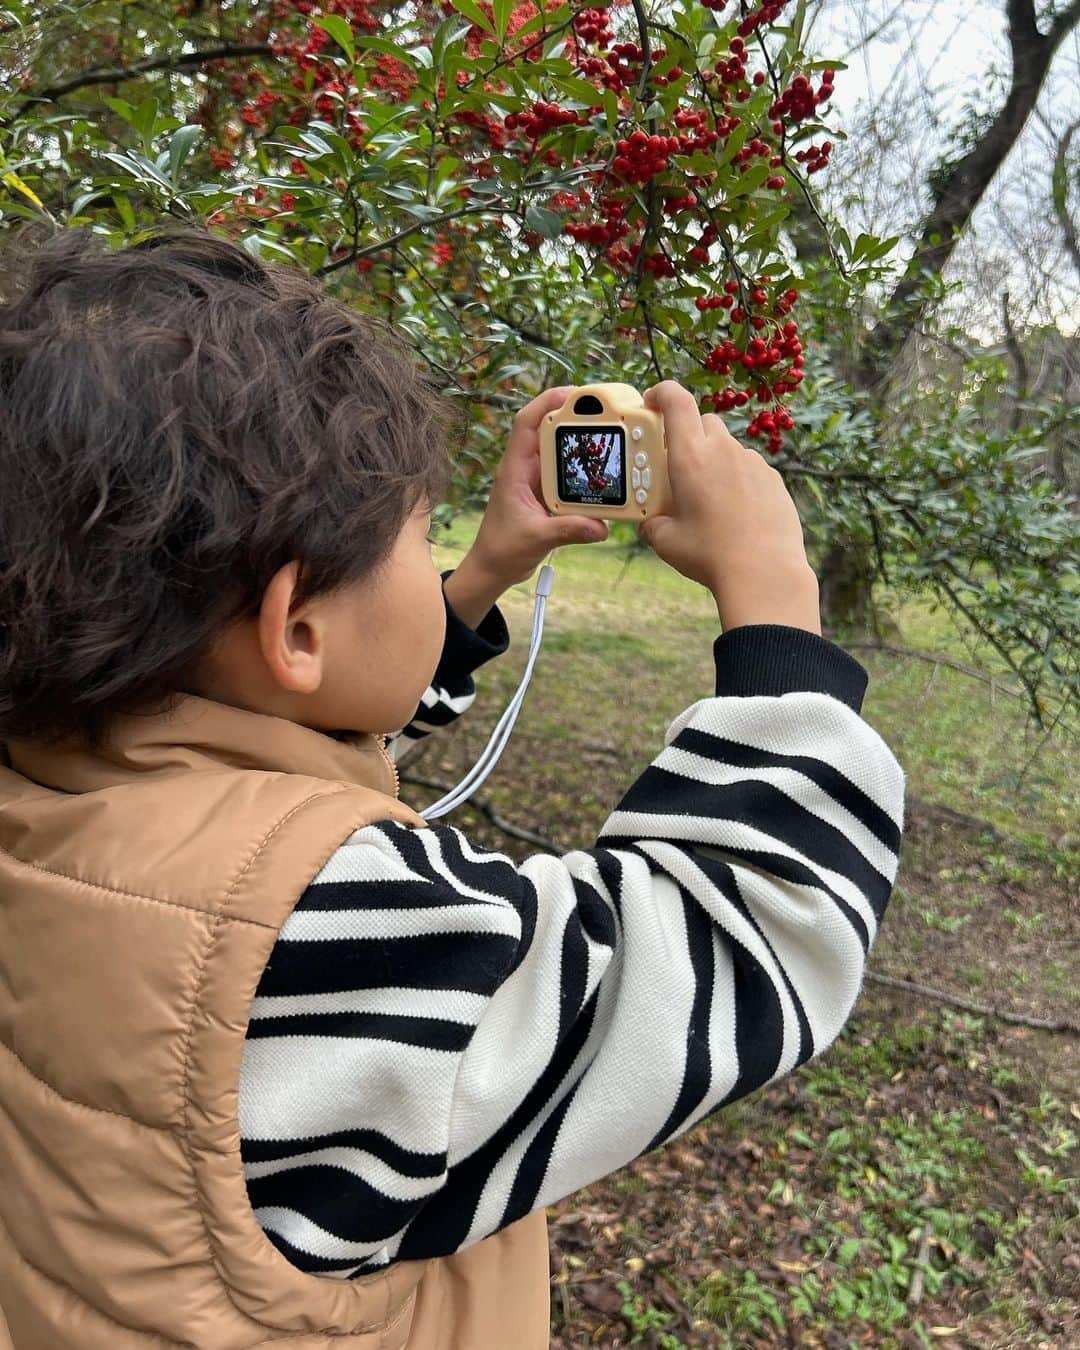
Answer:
[634,451,648,468]
[631,467,641,488]
[641,467,652,489]
[635,488,648,504]
[631,427,644,441]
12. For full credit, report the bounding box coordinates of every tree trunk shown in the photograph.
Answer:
[817,543,875,638]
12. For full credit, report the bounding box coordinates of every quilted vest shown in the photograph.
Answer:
[0,695,549,1348]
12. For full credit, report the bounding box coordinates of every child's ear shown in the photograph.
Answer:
[257,561,325,696]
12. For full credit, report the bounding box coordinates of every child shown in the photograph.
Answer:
[0,228,905,1350]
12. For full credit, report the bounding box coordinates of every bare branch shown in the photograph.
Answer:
[2,43,275,127]
[1001,290,1029,430]
[864,970,1079,1034]
[1051,118,1080,283]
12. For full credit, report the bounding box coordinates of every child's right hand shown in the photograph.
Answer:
[639,380,822,635]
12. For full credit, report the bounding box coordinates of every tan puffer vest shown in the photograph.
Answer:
[0,696,549,1348]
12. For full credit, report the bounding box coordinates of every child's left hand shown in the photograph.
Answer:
[462,386,609,588]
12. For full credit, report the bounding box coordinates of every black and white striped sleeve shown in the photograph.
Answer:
[382,568,509,763]
[238,625,905,1278]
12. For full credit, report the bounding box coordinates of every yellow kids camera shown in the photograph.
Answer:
[538,383,674,520]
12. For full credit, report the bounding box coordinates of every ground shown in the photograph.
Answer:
[418,517,1078,1350]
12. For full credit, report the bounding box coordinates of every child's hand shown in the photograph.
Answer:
[639,381,820,633]
[463,387,610,588]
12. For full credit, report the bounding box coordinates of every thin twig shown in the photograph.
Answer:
[401,775,569,853]
[840,641,1025,699]
[908,1224,932,1306]
[864,970,1079,1034]
[3,43,274,125]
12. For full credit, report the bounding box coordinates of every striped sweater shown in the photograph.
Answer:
[238,570,905,1276]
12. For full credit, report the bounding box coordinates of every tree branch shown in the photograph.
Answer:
[864,970,1079,1034]
[1051,118,1080,284]
[3,42,275,126]
[317,202,508,275]
[1001,289,1029,430]
[841,640,1025,699]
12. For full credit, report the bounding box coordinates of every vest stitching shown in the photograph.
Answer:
[0,846,274,927]
[0,1036,171,1132]
[177,788,408,1339]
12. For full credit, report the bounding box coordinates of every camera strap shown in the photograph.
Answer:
[419,562,555,821]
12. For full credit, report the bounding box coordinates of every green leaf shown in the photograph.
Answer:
[451,0,496,37]
[535,343,576,375]
[550,75,605,107]
[102,96,135,124]
[112,190,135,231]
[312,15,355,62]
[716,120,750,167]
[525,202,563,239]
[432,16,473,72]
[168,124,200,182]
[870,234,901,261]
[726,162,771,198]
[298,129,336,158]
[69,188,109,217]
[493,0,513,42]
[131,95,158,148]
[241,232,302,263]
[513,2,571,42]
[432,154,464,201]
[354,34,417,66]
[603,87,620,133]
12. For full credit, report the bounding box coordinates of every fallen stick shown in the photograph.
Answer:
[864,970,1078,1034]
[908,1224,932,1307]
[402,775,568,854]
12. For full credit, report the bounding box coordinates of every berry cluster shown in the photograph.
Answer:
[612,128,679,184]
[430,233,455,267]
[689,277,805,452]
[564,194,630,249]
[736,1,793,39]
[572,6,614,48]
[505,101,583,140]
[769,70,835,124]
[794,139,833,174]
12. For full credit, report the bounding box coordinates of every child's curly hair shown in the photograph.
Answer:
[0,226,458,744]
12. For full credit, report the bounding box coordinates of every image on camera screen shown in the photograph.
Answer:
[555,425,627,506]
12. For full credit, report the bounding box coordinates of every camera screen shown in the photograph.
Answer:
[555,425,627,506]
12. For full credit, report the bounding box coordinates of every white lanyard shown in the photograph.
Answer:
[419,563,555,821]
